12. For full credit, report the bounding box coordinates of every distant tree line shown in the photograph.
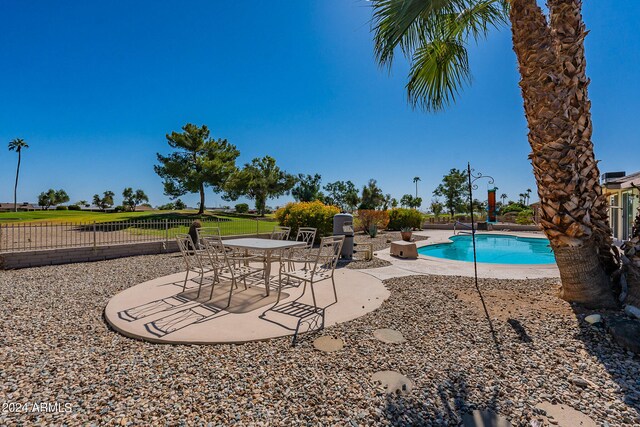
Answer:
[155,123,425,216]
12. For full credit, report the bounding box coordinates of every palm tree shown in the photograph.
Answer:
[8,138,29,212]
[371,0,617,307]
[500,193,508,205]
[413,176,421,198]
[526,188,532,205]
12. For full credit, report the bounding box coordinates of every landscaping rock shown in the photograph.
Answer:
[461,410,512,427]
[608,318,640,354]
[371,371,413,394]
[569,376,590,388]
[624,304,640,320]
[584,314,601,325]
[1,257,639,425]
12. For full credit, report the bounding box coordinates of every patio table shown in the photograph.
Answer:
[222,238,306,296]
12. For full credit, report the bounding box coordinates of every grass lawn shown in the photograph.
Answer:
[0,210,278,237]
[0,210,167,224]
[0,210,273,224]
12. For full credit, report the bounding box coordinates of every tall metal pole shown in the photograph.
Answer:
[467,162,479,289]
[467,163,502,361]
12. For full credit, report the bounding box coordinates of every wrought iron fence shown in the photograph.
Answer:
[0,218,278,253]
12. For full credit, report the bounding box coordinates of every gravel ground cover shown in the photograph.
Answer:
[342,231,429,270]
[1,254,639,426]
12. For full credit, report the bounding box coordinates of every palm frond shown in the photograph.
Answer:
[370,0,508,111]
[407,38,470,112]
[372,0,461,67]
[447,0,508,41]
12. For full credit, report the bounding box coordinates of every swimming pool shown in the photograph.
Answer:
[417,234,555,265]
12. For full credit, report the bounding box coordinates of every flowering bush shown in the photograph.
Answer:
[355,210,389,236]
[274,201,340,241]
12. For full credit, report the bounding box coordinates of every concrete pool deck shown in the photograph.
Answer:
[366,230,560,281]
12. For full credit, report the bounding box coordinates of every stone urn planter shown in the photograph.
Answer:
[400,227,412,242]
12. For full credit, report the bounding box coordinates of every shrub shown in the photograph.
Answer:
[356,210,389,236]
[174,199,186,210]
[516,209,534,225]
[113,205,125,212]
[501,203,526,214]
[235,203,249,213]
[55,205,68,210]
[387,208,423,230]
[67,204,81,211]
[275,201,340,240]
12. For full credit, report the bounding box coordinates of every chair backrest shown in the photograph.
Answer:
[310,235,344,277]
[196,227,221,249]
[176,233,206,271]
[197,233,238,275]
[271,226,291,240]
[296,227,317,248]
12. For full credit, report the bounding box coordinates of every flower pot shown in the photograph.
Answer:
[401,231,412,242]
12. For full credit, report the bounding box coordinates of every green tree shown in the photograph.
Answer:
[370,0,619,307]
[401,194,422,209]
[433,169,468,216]
[323,180,360,212]
[38,189,69,210]
[155,124,239,215]
[8,138,29,212]
[93,191,115,211]
[400,194,413,208]
[472,198,486,215]
[382,193,392,210]
[224,156,296,216]
[291,174,324,202]
[391,197,398,208]
[359,179,385,210]
[122,188,149,211]
[430,199,444,218]
[235,203,249,213]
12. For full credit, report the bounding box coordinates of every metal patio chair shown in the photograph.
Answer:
[256,226,291,265]
[198,234,265,306]
[286,227,317,271]
[196,226,221,244]
[176,233,215,299]
[270,226,291,240]
[277,235,344,308]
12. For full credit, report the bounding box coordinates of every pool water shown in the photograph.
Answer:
[417,234,555,265]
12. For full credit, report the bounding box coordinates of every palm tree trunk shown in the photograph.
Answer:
[509,0,617,308]
[13,151,21,212]
[198,183,205,215]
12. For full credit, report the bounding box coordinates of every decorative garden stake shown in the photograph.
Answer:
[466,162,503,360]
[467,162,495,288]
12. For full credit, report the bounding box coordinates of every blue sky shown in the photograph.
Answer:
[1,1,638,209]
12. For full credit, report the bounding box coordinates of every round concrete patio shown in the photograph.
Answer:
[105,264,389,344]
